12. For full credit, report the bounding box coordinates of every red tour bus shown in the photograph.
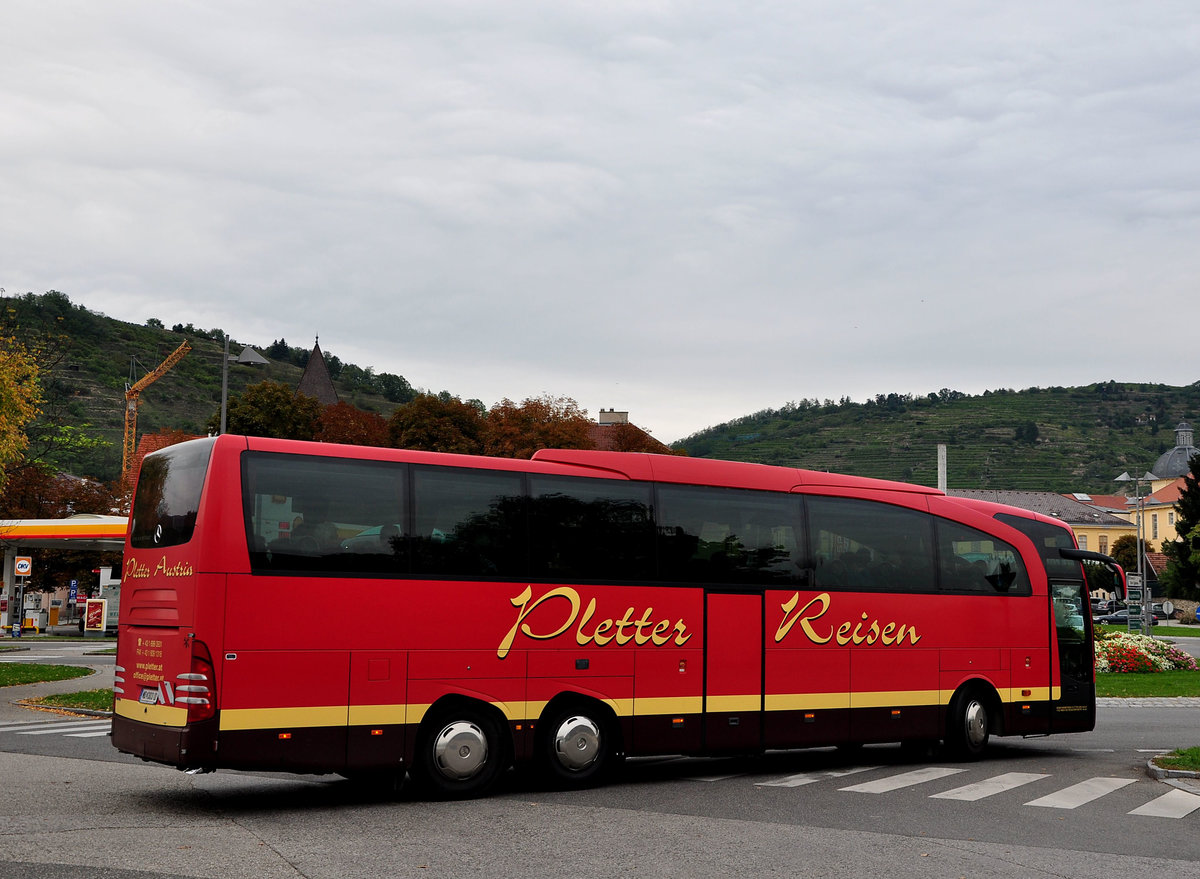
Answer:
[112,435,1124,797]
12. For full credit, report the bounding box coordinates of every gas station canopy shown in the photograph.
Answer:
[0,515,129,552]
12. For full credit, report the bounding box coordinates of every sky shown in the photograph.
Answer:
[3,2,1199,444]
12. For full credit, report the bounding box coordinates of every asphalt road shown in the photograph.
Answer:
[2,640,1200,878]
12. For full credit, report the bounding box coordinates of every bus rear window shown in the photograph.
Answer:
[130,437,217,548]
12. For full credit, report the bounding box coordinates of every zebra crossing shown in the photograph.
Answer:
[683,759,1200,820]
[0,718,111,738]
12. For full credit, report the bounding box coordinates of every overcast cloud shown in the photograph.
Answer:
[3,2,1198,443]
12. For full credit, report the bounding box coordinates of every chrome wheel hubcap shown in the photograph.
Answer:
[964,700,987,748]
[433,720,489,780]
[552,715,601,772]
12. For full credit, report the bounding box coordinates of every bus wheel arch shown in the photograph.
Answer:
[410,696,511,799]
[534,694,623,788]
[944,681,1000,760]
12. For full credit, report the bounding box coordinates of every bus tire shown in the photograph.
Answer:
[945,686,991,760]
[411,704,507,799]
[536,702,618,789]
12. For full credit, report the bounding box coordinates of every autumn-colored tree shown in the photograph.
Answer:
[606,420,681,454]
[315,402,389,447]
[211,380,323,440]
[0,334,42,492]
[484,395,596,460]
[387,394,486,454]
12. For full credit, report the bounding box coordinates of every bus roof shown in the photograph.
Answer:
[224,435,946,497]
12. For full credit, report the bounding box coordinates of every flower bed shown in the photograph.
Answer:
[1095,632,1199,673]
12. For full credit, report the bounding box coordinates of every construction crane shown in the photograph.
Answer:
[122,340,192,482]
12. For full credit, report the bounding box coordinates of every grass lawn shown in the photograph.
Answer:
[30,689,114,713]
[1094,669,1200,697]
[0,663,93,688]
[1153,747,1200,772]
[1097,624,1200,637]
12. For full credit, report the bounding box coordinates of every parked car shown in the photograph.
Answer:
[1095,609,1158,626]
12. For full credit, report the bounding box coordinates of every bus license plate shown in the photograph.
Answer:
[139,687,159,705]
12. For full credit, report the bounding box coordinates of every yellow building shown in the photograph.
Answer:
[949,490,1135,556]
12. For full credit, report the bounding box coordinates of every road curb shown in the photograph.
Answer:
[1145,758,1200,781]
[9,699,113,718]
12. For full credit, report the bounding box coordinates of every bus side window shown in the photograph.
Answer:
[935,518,1029,595]
[243,453,407,575]
[656,485,805,586]
[528,476,654,581]
[412,466,526,578]
[807,496,935,593]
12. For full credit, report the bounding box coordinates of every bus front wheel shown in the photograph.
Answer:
[945,687,991,760]
[411,705,506,798]
[536,703,618,788]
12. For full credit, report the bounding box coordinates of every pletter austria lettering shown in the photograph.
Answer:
[125,556,195,580]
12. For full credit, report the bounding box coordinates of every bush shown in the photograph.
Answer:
[1095,632,1200,673]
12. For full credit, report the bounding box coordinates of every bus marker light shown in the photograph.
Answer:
[678,661,687,673]
[803,713,815,723]
[890,709,901,718]
[671,717,685,728]
[278,733,292,740]
[370,729,383,736]
[1021,689,1032,697]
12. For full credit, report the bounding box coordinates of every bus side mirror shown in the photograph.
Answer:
[1058,548,1127,600]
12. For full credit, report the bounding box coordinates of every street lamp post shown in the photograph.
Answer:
[1115,470,1158,636]
[220,334,231,434]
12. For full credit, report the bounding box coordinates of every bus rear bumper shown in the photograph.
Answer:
[112,715,218,770]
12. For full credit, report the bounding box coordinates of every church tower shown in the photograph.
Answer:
[296,338,339,406]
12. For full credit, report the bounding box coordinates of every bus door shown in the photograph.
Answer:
[1049,579,1095,732]
[704,590,763,752]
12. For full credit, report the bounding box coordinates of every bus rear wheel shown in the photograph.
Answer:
[411,706,506,799]
[536,703,617,789]
[945,687,991,760]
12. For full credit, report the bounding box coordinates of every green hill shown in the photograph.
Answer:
[676,385,1200,493]
[4,291,415,481]
[8,290,1199,494]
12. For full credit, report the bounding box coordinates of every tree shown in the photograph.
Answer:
[315,402,389,447]
[1109,534,1140,574]
[484,395,595,459]
[1161,453,1200,601]
[0,335,42,492]
[387,394,486,454]
[213,380,323,440]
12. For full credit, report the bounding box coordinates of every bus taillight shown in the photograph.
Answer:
[176,641,216,724]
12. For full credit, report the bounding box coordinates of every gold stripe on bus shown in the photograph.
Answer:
[219,706,348,731]
[115,698,188,727]
[766,692,852,711]
[632,696,703,717]
[347,704,407,726]
[705,694,762,713]
[851,689,943,708]
[219,685,1067,733]
[999,687,1055,703]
